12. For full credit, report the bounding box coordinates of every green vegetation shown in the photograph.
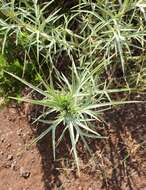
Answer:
[0,54,36,101]
[0,0,145,174]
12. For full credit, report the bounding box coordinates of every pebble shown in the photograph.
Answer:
[6,143,11,148]
[8,117,16,122]
[0,151,4,155]
[26,131,30,135]
[17,129,23,136]
[4,162,11,168]
[11,161,17,171]
[9,108,17,114]
[20,167,30,179]
[31,158,35,163]
[7,155,13,161]
[1,137,5,143]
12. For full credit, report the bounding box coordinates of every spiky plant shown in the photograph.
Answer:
[72,0,146,74]
[0,0,80,65]
[5,59,140,175]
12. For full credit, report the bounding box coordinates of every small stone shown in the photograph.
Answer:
[31,158,35,163]
[11,161,17,171]
[11,164,16,170]
[7,155,13,161]
[4,162,11,168]
[0,151,4,155]
[1,137,5,143]
[20,167,30,179]
[9,107,17,114]
[9,117,16,122]
[17,129,23,136]
[6,143,11,148]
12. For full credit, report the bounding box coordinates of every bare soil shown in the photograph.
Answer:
[0,97,146,190]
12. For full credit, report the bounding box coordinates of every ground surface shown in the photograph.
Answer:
[0,98,146,190]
